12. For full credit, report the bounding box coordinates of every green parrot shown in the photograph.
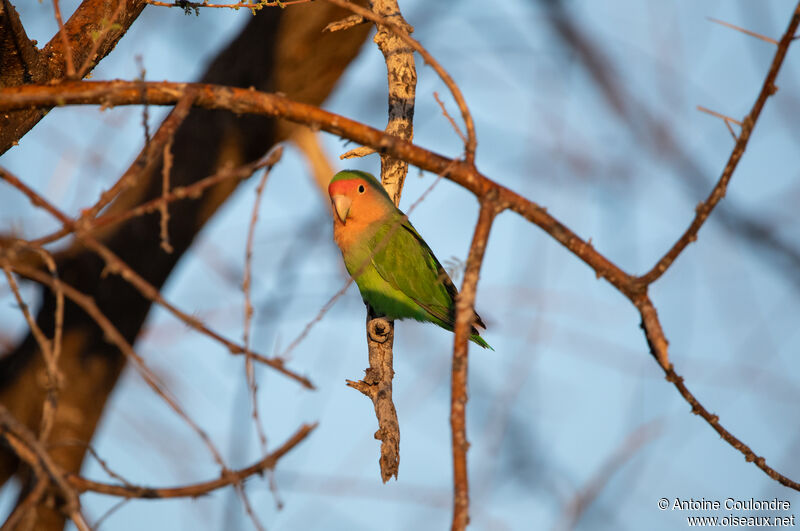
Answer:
[328,169,491,349]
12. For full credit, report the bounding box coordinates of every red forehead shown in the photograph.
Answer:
[328,178,361,197]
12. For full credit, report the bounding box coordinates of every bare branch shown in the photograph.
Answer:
[639,4,800,285]
[451,198,498,530]
[2,6,799,491]
[0,0,148,154]
[0,405,87,529]
[145,0,311,11]
[242,156,280,452]
[67,424,316,498]
[0,165,313,389]
[326,0,478,165]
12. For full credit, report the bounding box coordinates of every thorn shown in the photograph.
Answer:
[707,17,778,45]
[697,105,742,126]
[724,120,738,142]
[340,146,376,159]
[324,14,366,33]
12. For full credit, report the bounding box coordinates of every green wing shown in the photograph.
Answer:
[368,217,462,328]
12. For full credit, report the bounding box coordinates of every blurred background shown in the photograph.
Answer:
[1,0,799,529]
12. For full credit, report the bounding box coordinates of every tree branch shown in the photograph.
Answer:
[636,3,800,284]
[3,32,800,495]
[327,0,477,163]
[0,80,634,295]
[340,0,417,484]
[0,0,148,154]
[67,423,316,498]
[451,198,498,530]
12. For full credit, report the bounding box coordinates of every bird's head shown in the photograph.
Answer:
[328,170,392,225]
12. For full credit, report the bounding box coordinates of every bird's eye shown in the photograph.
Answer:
[358,184,365,194]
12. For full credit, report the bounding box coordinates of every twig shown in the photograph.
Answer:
[145,0,310,10]
[2,475,49,530]
[696,105,741,141]
[451,198,498,530]
[557,421,661,531]
[243,152,281,453]
[92,498,129,530]
[340,145,376,159]
[67,424,316,498]
[159,138,174,253]
[40,249,64,443]
[707,17,779,45]
[278,278,353,360]
[346,310,399,482]
[31,152,277,247]
[434,91,467,145]
[81,90,197,224]
[0,404,88,529]
[366,0,417,203]
[325,0,478,165]
[696,105,742,125]
[0,165,313,389]
[2,260,63,442]
[137,56,152,146]
[5,262,230,471]
[639,5,800,285]
[663,367,800,490]
[52,0,76,78]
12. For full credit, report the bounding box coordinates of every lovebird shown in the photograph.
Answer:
[328,169,491,349]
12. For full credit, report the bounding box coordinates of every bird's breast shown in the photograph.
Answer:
[333,216,383,254]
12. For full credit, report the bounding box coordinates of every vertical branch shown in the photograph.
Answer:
[345,311,399,482]
[370,0,416,204]
[159,139,174,253]
[451,197,497,531]
[345,0,416,483]
[243,151,283,454]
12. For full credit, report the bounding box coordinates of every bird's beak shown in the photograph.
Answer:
[331,194,352,224]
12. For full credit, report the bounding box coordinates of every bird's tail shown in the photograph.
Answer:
[470,332,494,350]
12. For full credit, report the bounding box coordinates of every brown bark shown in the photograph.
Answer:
[0,4,369,529]
[0,0,149,154]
